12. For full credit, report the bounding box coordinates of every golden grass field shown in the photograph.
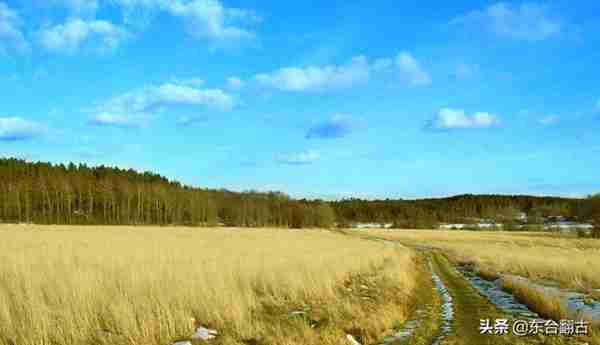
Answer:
[0,225,419,345]
[365,229,600,293]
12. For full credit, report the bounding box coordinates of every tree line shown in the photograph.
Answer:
[0,158,335,228]
[330,194,584,228]
[0,158,597,229]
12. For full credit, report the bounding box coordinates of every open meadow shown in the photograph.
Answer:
[2,225,599,345]
[0,225,419,345]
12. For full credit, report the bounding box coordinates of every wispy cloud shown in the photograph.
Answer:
[254,52,430,92]
[0,117,45,141]
[226,76,244,90]
[427,108,499,130]
[451,2,562,41]
[89,112,149,128]
[114,0,260,41]
[38,18,130,54]
[0,2,29,53]
[277,150,320,165]
[306,114,364,139]
[255,56,371,92]
[90,81,235,127]
[373,51,431,85]
[395,51,431,86]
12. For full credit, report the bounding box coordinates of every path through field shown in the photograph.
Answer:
[359,234,593,345]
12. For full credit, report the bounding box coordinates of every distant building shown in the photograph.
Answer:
[476,223,502,229]
[544,221,593,231]
[438,223,466,230]
[353,223,394,229]
[545,215,568,223]
[438,223,502,230]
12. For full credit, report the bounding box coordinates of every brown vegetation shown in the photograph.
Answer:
[0,225,419,345]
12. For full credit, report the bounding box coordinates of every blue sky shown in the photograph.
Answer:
[1,0,600,199]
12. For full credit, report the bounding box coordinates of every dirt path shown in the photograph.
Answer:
[407,252,587,345]
[354,233,590,345]
[430,252,518,345]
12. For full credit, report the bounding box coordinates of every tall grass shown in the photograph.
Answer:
[368,229,600,292]
[500,276,599,343]
[500,276,569,321]
[0,225,418,345]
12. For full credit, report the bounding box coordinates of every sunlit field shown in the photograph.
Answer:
[366,229,600,293]
[0,225,419,345]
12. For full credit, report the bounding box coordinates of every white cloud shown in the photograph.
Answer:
[277,150,320,165]
[0,2,29,53]
[451,2,561,41]
[91,81,235,127]
[39,18,129,54]
[226,76,244,90]
[373,57,393,71]
[154,83,234,108]
[114,0,259,41]
[165,0,255,40]
[430,108,499,129]
[0,117,44,141]
[90,112,149,128]
[255,56,371,92]
[254,52,431,92]
[539,115,559,125]
[395,51,431,86]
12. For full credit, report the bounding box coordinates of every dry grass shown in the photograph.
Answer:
[500,276,600,343]
[0,225,418,345]
[366,229,600,292]
[500,276,569,321]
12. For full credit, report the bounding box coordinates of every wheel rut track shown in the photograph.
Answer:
[427,252,588,345]
[429,252,512,345]
[429,259,453,345]
[354,233,589,345]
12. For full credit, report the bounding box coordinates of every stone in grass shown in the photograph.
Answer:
[173,341,192,345]
[288,310,321,328]
[191,326,219,340]
[346,334,362,345]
